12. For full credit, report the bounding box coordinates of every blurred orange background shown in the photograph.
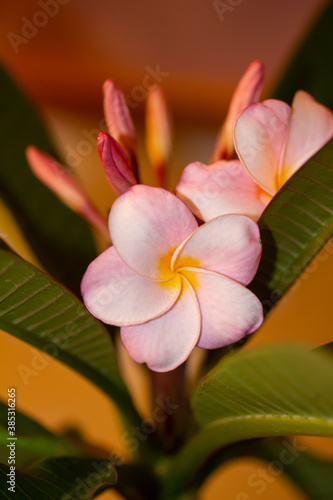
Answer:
[0,1,333,499]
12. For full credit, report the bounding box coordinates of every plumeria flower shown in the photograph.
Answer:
[26,146,110,241]
[97,132,138,196]
[176,159,268,221]
[177,91,333,222]
[26,81,173,235]
[176,60,266,220]
[25,81,142,242]
[81,185,263,372]
[145,85,172,187]
[26,61,262,236]
[99,80,172,190]
[102,79,139,183]
[234,90,333,199]
[211,59,264,161]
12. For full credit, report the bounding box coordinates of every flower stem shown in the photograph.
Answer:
[151,363,188,454]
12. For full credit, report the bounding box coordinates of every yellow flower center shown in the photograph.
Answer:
[157,250,201,291]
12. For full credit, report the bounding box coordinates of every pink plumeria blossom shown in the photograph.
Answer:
[97,133,137,195]
[103,79,137,167]
[145,85,172,187]
[176,160,268,221]
[101,80,171,191]
[25,80,140,237]
[26,146,109,240]
[176,60,265,221]
[177,91,333,222]
[212,60,264,161]
[99,81,140,195]
[81,185,263,372]
[234,90,333,196]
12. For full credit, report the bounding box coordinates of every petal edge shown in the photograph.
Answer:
[121,277,201,372]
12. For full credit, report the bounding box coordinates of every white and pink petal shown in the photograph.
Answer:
[173,214,261,286]
[280,91,333,185]
[109,185,198,280]
[234,99,291,195]
[26,146,108,239]
[145,86,172,187]
[81,246,181,326]
[212,60,264,161]
[176,161,266,221]
[121,277,201,372]
[103,79,137,160]
[97,132,137,195]
[181,268,263,349]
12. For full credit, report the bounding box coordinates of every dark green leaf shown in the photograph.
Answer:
[0,400,76,468]
[0,244,140,429]
[249,139,333,313]
[186,438,333,500]
[319,342,333,356]
[162,345,333,495]
[0,457,116,499]
[0,399,53,438]
[0,65,97,295]
[273,1,333,109]
[256,440,333,500]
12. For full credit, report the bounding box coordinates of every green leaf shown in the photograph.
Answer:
[185,438,333,500]
[0,400,76,468]
[0,65,97,295]
[0,457,117,499]
[273,2,333,109]
[162,345,333,495]
[319,342,333,356]
[0,244,140,430]
[249,139,333,311]
[256,440,333,500]
[0,399,53,438]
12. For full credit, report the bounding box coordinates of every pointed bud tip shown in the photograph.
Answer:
[97,131,108,144]
[97,132,120,152]
[97,129,137,195]
[147,84,162,97]
[25,145,55,177]
[103,79,116,92]
[25,145,39,161]
[251,59,264,68]
[97,132,110,160]
[249,60,265,79]
[103,79,124,98]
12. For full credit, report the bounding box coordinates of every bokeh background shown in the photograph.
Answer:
[0,1,333,498]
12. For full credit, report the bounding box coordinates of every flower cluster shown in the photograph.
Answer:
[26,61,333,372]
[177,90,333,221]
